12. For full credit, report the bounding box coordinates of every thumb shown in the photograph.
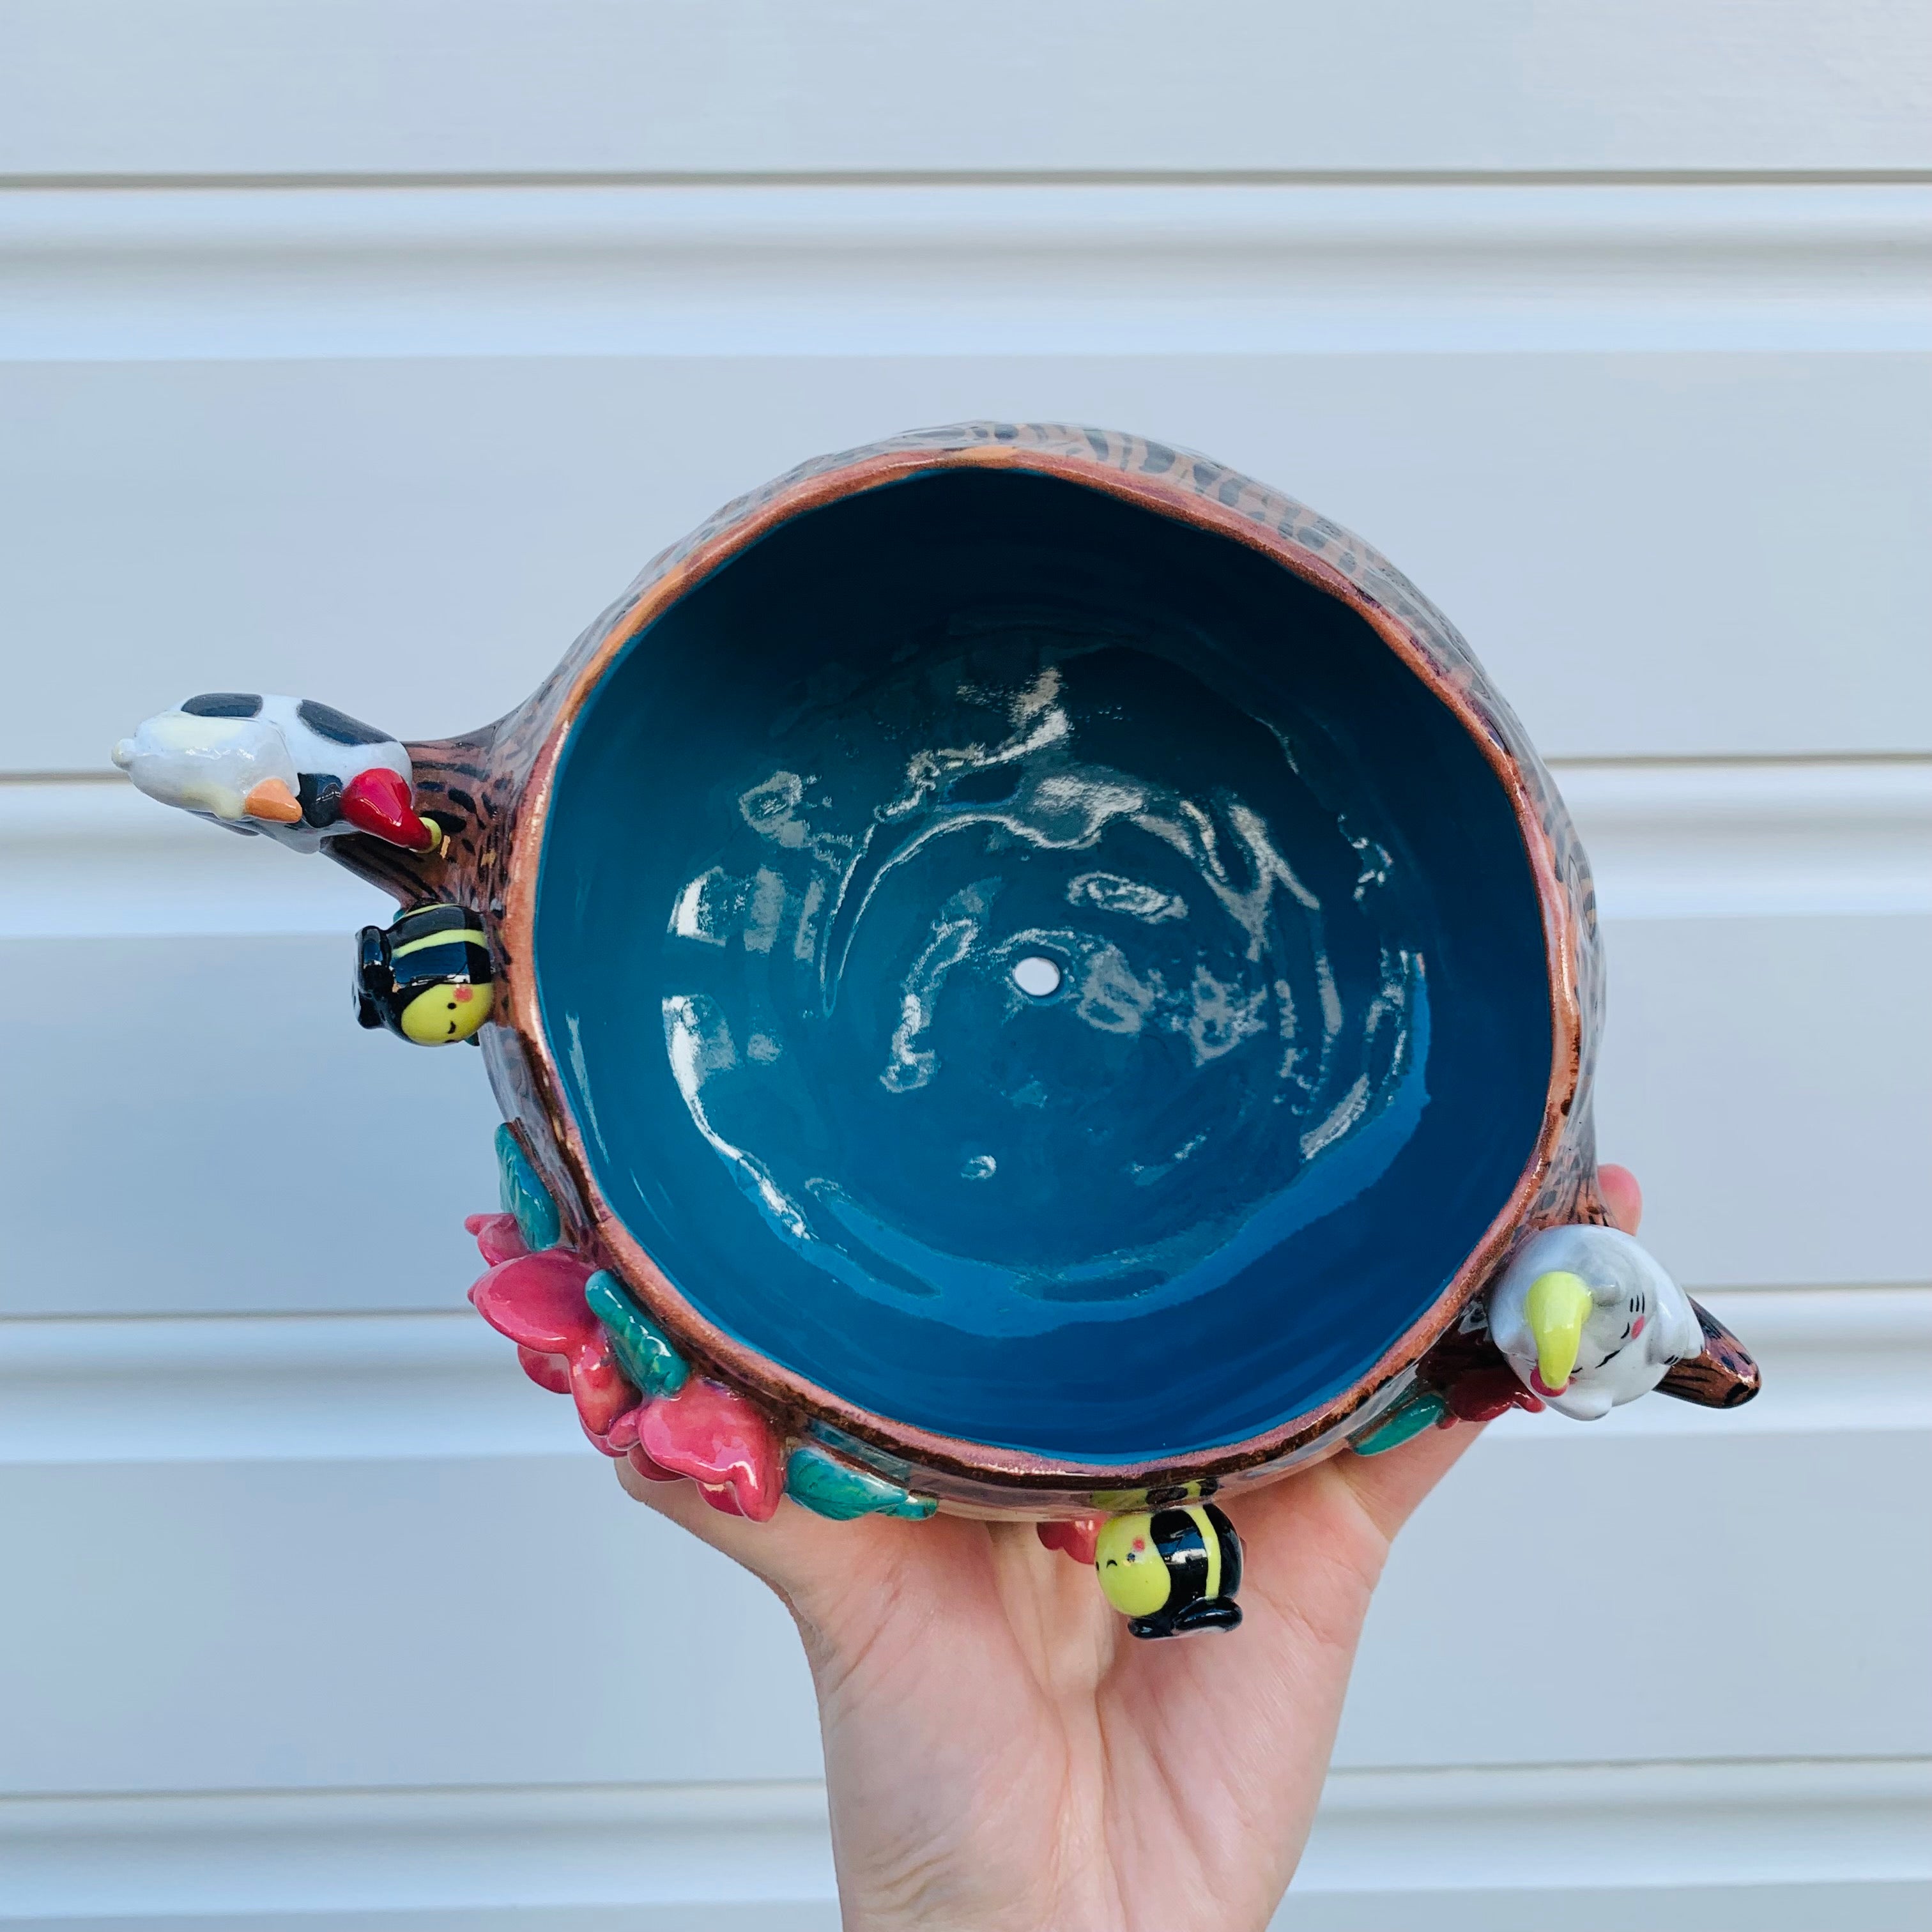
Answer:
[612,1453,926,1621]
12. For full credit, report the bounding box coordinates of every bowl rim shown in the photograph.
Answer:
[498,426,1584,1490]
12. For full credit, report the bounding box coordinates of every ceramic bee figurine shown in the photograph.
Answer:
[1095,1503,1245,1639]
[355,904,494,1045]
[112,692,441,853]
[1487,1224,1706,1420]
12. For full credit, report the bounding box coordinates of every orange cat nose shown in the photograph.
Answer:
[243,778,302,823]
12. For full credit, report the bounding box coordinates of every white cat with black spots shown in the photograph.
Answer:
[114,693,438,852]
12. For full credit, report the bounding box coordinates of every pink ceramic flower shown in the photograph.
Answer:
[467,1235,636,1442]
[1440,1364,1544,1424]
[1036,1518,1103,1566]
[627,1379,783,1522]
[464,1212,786,1518]
[466,1211,529,1267]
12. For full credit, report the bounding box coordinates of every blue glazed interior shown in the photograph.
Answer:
[537,470,1551,1462]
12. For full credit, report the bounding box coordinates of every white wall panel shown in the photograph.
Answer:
[1593,914,1932,1287]
[0,1291,1922,1924]
[1345,1426,1932,1766]
[0,1291,1919,1795]
[3,1763,1926,1931]
[3,6,1928,1924]
[1289,1759,1932,1931]
[3,2,1929,178]
[7,351,1929,770]
[0,781,396,937]
[4,905,1919,1316]
[0,1455,823,1793]
[1561,761,1932,921]
[6,1289,1920,1470]
[0,1783,843,1931]
[0,934,500,1317]
[9,186,1930,362]
[8,758,1926,941]
[0,1414,1919,1790]
[11,762,1928,933]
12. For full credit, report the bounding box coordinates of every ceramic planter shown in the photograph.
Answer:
[116,423,1759,1629]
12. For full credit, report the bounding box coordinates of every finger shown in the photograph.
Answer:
[1215,1420,1484,1672]
[612,1449,797,1572]
[1227,1413,1484,1588]
[1598,1162,1643,1234]
[1331,1413,1487,1544]
[611,1453,918,1614]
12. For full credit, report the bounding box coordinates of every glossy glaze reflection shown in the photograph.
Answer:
[537,470,1552,1460]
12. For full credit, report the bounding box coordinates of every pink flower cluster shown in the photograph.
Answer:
[465,1212,785,1521]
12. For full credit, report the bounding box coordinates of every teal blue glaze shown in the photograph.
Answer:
[1348,1386,1448,1455]
[806,1419,919,1485]
[786,1444,938,1521]
[536,470,1552,1462]
[494,1123,560,1253]
[585,1270,689,1397]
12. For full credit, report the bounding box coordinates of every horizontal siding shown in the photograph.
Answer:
[2,11,1927,1920]
[8,185,1931,362]
[1594,913,1931,1287]
[1,1763,1926,1929]
[3,1289,1923,1468]
[3,900,1922,1316]
[0,931,500,1317]
[3,1401,1908,1783]
[10,762,1927,935]
[3,1,1930,177]
[8,347,1928,772]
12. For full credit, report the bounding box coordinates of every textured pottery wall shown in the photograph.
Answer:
[1,5,1928,1927]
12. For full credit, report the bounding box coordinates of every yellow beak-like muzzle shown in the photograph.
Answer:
[1524,1269,1593,1392]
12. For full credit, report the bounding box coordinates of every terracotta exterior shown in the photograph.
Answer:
[327,422,1625,1512]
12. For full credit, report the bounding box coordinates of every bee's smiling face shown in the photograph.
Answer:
[1094,1511,1171,1618]
[400,979,494,1045]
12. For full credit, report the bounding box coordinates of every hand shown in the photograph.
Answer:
[617,1167,1647,1931]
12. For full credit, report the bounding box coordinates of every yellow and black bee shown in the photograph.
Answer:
[355,904,494,1046]
[1095,1501,1244,1639]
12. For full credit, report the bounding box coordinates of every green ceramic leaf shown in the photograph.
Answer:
[495,1123,561,1253]
[785,1443,937,1522]
[1348,1386,1447,1457]
[585,1270,688,1398]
